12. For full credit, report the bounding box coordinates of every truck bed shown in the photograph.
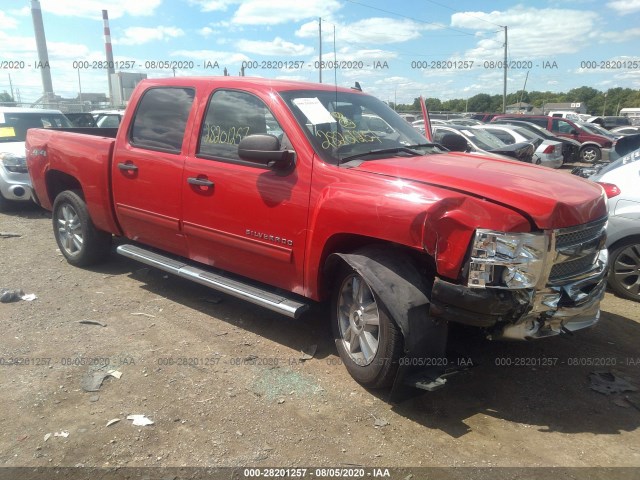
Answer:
[26,127,121,235]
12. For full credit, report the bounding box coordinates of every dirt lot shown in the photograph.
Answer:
[1,203,640,472]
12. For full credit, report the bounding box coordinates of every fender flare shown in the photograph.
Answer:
[326,246,447,358]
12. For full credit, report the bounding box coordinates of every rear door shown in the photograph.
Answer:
[549,118,581,143]
[181,88,312,293]
[111,86,196,256]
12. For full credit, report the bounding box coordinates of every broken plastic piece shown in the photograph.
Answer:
[107,369,123,379]
[21,293,37,301]
[127,414,154,426]
[0,232,21,238]
[54,431,69,438]
[106,418,121,427]
[43,433,51,442]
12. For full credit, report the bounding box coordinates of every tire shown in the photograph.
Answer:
[608,239,640,302]
[331,264,403,388]
[579,145,601,163]
[52,190,112,266]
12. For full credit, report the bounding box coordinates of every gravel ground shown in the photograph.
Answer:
[1,203,639,471]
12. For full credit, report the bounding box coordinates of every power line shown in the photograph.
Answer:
[422,0,505,27]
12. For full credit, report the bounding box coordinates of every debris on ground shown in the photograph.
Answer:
[373,417,390,428]
[43,433,51,442]
[81,370,122,392]
[0,289,38,303]
[131,312,156,318]
[78,320,107,327]
[106,418,121,427]
[126,415,154,426]
[53,431,70,438]
[300,344,318,361]
[1,289,24,303]
[589,371,638,396]
[0,232,21,238]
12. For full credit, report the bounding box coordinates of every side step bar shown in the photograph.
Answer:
[116,244,309,319]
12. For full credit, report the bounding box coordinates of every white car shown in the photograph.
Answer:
[590,148,640,302]
[473,124,564,168]
[91,109,124,128]
[0,107,72,210]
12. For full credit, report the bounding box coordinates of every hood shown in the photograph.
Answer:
[354,152,606,229]
[487,141,534,163]
[0,140,26,157]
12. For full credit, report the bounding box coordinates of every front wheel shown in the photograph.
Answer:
[52,190,112,266]
[580,145,601,163]
[608,239,640,302]
[331,266,403,388]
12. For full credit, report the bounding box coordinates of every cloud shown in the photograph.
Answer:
[600,28,640,42]
[39,0,162,19]
[607,0,640,14]
[296,17,439,45]
[198,27,216,38]
[170,49,250,66]
[451,6,599,59]
[0,11,18,29]
[236,37,313,56]
[188,0,240,12]
[232,0,341,25]
[115,26,185,46]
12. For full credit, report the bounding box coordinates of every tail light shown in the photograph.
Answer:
[597,182,621,198]
[542,145,555,154]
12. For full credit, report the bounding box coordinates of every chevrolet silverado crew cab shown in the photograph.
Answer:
[27,77,609,390]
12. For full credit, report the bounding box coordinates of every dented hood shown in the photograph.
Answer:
[354,152,606,229]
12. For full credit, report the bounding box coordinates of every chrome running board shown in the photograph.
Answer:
[116,244,309,319]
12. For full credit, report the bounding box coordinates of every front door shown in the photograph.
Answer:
[181,89,311,294]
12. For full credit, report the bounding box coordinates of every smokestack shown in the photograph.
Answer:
[103,10,116,105]
[30,0,54,100]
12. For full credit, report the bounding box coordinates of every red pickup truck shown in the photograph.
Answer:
[27,77,609,390]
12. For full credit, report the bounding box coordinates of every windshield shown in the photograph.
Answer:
[0,112,72,143]
[463,127,506,150]
[279,89,439,164]
[580,122,615,138]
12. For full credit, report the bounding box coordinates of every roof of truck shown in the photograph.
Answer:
[137,76,362,94]
[0,107,64,114]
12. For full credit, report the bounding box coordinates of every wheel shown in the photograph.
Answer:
[52,190,111,266]
[580,145,601,163]
[608,239,640,302]
[331,265,403,388]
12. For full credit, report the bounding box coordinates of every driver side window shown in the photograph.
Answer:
[197,90,283,161]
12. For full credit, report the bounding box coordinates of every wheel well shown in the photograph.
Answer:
[609,235,640,252]
[320,235,435,301]
[580,143,600,151]
[46,170,82,205]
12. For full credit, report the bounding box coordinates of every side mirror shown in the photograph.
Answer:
[238,134,295,171]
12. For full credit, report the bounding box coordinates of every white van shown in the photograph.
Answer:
[548,111,581,121]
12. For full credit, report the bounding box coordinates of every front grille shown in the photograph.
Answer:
[550,253,598,281]
[550,217,607,283]
[555,218,607,249]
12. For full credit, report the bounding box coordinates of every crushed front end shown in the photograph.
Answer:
[430,216,608,340]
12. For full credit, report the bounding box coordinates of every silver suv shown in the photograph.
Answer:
[590,148,640,301]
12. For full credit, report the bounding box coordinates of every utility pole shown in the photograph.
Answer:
[518,70,529,111]
[318,17,322,83]
[602,91,607,116]
[8,73,14,101]
[77,69,83,110]
[503,25,507,113]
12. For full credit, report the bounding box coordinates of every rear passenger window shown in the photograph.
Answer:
[197,90,283,162]
[130,87,195,153]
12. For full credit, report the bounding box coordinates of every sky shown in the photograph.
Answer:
[1,0,639,105]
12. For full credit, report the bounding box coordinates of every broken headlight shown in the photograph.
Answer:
[1,153,28,173]
[467,230,549,289]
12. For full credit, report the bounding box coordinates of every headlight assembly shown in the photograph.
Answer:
[0,153,28,173]
[468,230,549,289]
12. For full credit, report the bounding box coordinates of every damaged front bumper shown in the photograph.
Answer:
[430,218,609,341]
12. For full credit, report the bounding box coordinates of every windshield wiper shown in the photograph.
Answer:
[340,144,434,162]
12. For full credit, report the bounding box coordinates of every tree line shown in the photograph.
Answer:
[392,86,640,115]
